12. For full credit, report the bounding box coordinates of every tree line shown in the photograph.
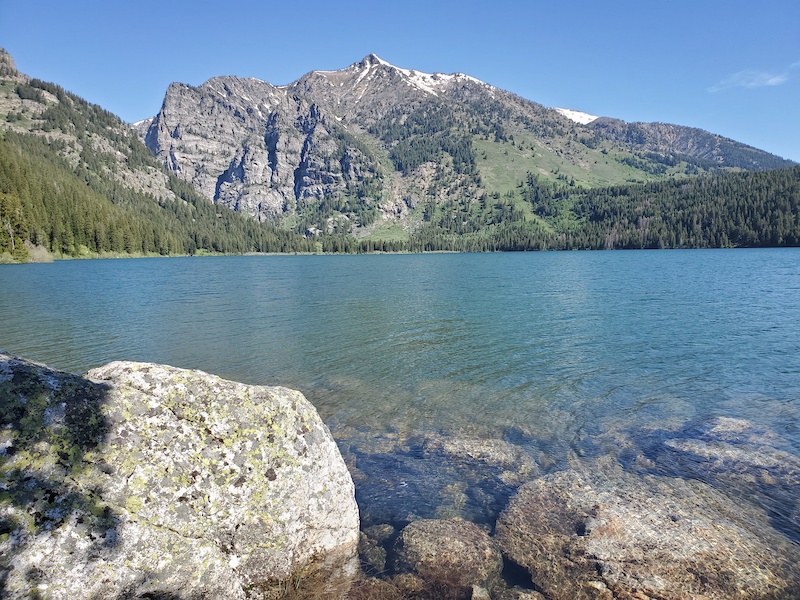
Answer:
[3,128,798,261]
[530,167,800,249]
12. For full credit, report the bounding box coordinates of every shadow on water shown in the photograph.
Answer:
[0,355,117,596]
[337,424,550,535]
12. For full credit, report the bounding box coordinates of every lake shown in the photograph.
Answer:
[2,249,799,535]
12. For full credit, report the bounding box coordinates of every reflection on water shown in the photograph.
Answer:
[1,250,800,544]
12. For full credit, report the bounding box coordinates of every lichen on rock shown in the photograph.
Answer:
[0,354,359,599]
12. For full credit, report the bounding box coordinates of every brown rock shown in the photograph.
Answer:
[392,518,504,595]
[495,464,800,599]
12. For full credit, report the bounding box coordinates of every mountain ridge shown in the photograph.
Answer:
[2,47,799,262]
[0,48,315,262]
[139,54,795,235]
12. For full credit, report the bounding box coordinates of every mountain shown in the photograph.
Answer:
[0,48,313,262]
[2,48,798,261]
[140,54,795,237]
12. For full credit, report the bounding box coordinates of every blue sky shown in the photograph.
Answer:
[2,0,798,161]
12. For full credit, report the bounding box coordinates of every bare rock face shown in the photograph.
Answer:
[0,48,20,78]
[143,74,383,223]
[141,55,507,228]
[391,518,503,595]
[0,354,359,599]
[495,462,800,600]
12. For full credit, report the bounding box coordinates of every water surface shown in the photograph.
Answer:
[2,250,799,528]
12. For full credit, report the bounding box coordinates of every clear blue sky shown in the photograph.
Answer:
[2,0,798,161]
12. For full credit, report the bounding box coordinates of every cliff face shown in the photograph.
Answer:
[0,48,20,78]
[0,354,359,599]
[143,60,397,222]
[141,54,558,225]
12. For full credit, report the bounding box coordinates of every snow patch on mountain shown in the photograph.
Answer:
[554,107,599,125]
[372,55,491,95]
[131,117,153,128]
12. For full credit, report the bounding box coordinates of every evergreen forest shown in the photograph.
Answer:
[3,122,799,260]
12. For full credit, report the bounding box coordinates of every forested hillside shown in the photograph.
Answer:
[2,121,799,260]
[404,166,800,251]
[0,53,315,261]
[1,48,798,261]
[0,132,315,261]
[548,167,800,249]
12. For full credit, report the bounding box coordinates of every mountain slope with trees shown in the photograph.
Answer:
[1,48,798,262]
[141,54,795,240]
[0,49,314,261]
[404,165,800,252]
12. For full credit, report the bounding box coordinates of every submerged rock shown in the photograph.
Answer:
[0,354,359,599]
[391,518,503,596]
[611,416,800,544]
[422,435,539,486]
[351,431,539,528]
[495,461,800,599]
[358,522,397,576]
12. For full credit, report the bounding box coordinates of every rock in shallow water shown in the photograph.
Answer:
[391,518,504,595]
[0,354,359,599]
[495,460,800,600]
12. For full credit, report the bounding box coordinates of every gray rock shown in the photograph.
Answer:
[495,461,800,600]
[470,585,491,599]
[143,73,385,224]
[0,48,19,78]
[0,354,359,599]
[423,435,539,486]
[392,518,503,595]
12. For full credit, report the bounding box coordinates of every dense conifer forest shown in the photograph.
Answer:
[0,131,315,261]
[2,122,799,260]
[396,166,800,252]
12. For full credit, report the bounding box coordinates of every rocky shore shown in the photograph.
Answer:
[2,353,800,599]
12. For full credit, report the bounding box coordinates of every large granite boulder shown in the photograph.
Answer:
[495,461,800,599]
[0,354,359,599]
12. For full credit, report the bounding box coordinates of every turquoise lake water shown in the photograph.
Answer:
[2,249,800,530]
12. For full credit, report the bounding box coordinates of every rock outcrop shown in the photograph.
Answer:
[495,461,800,600]
[143,70,387,223]
[0,48,20,78]
[0,354,359,599]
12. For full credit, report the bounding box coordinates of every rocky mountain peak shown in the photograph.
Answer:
[361,53,383,67]
[0,48,21,78]
[138,54,796,231]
